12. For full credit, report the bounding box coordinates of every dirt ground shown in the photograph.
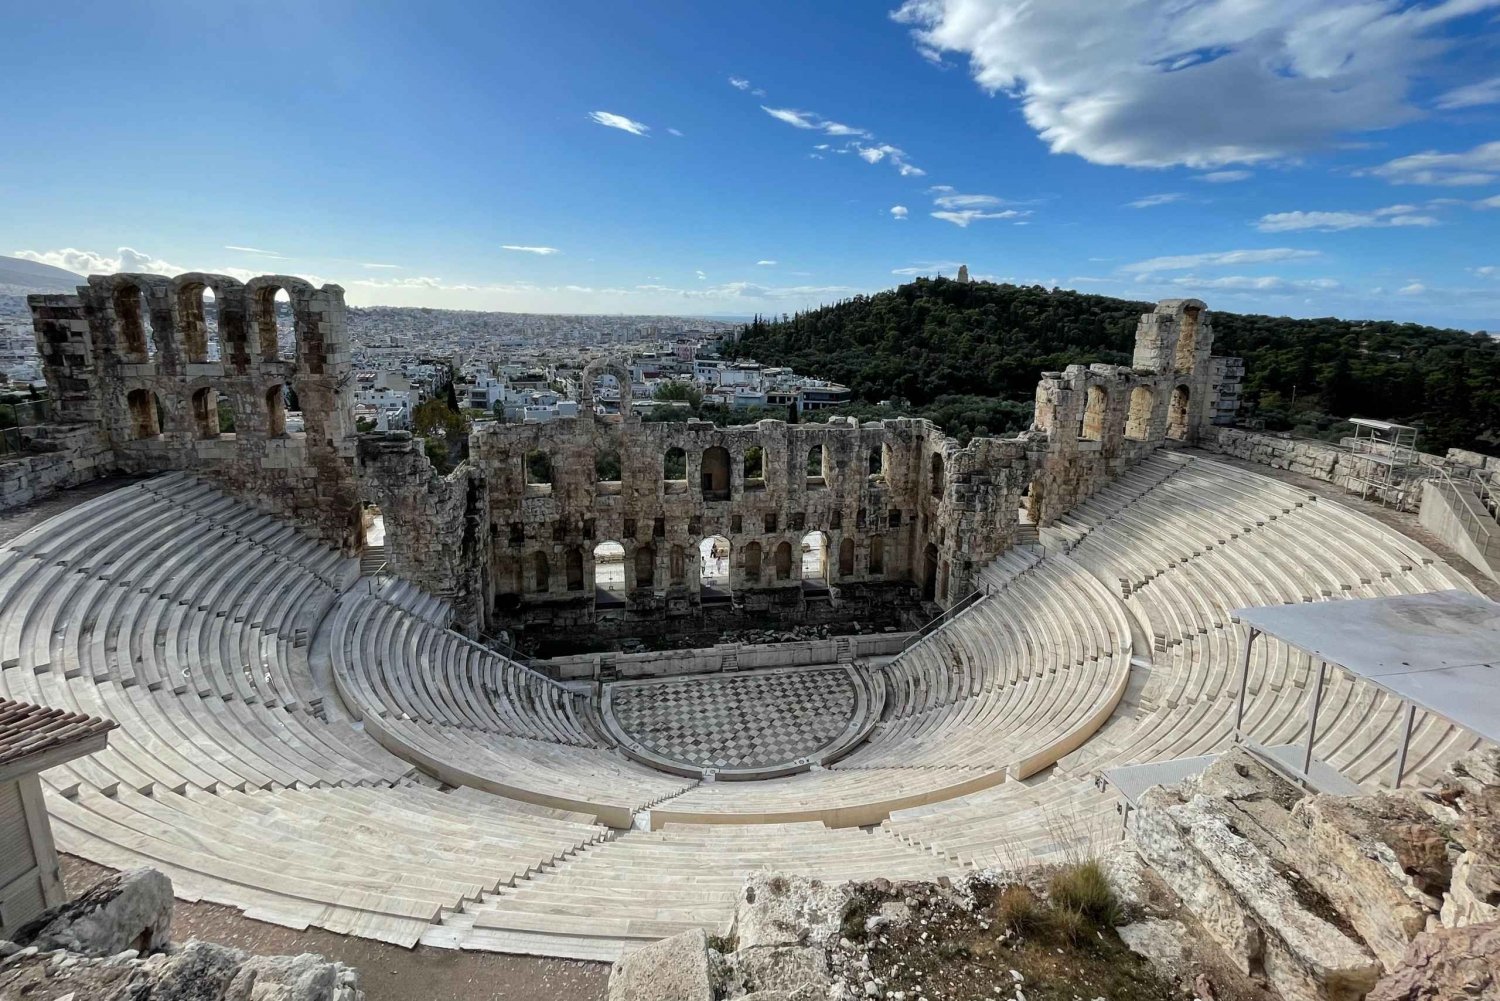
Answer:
[60,856,610,1001]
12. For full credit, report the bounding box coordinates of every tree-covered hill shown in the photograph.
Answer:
[729,278,1499,455]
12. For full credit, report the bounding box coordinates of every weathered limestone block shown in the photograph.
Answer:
[148,939,251,1001]
[225,952,363,1001]
[1442,785,1500,929]
[732,873,853,950]
[1116,918,1190,978]
[13,866,172,957]
[726,944,829,996]
[608,927,713,1001]
[1366,920,1500,1001]
[1288,794,1448,968]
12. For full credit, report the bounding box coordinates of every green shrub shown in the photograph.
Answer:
[1047,859,1121,928]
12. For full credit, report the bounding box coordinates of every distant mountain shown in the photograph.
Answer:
[0,255,84,295]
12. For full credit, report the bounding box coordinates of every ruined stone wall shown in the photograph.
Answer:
[26,273,362,549]
[1027,299,1220,525]
[1203,426,1443,511]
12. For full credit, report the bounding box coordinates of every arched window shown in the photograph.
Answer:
[663,446,687,483]
[634,544,655,588]
[701,445,731,500]
[930,453,945,498]
[216,391,238,434]
[525,450,553,492]
[806,443,826,489]
[743,445,765,490]
[1080,384,1108,441]
[565,548,585,591]
[115,284,153,360]
[265,384,287,437]
[190,387,219,439]
[1174,305,1201,373]
[869,536,885,576]
[700,536,731,595]
[744,541,762,582]
[773,541,793,581]
[252,285,294,362]
[1124,386,1154,440]
[175,282,213,364]
[126,389,161,439]
[594,542,626,603]
[595,447,622,490]
[801,531,828,584]
[532,551,551,592]
[838,537,855,577]
[1168,385,1191,441]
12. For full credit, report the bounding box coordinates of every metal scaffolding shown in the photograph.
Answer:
[1346,417,1419,505]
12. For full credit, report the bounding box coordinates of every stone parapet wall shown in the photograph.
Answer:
[1203,426,1436,511]
[0,424,111,510]
[541,631,912,681]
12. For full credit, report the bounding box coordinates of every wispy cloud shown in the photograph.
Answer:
[892,261,964,276]
[1121,248,1321,273]
[928,186,1030,226]
[500,245,561,255]
[588,111,650,136]
[667,128,684,137]
[760,106,870,139]
[1193,170,1252,183]
[729,77,751,91]
[1399,281,1427,295]
[1436,76,1500,110]
[360,262,401,269]
[1255,205,1439,232]
[1363,140,1500,186]
[756,260,777,266]
[1128,193,1184,209]
[890,205,909,220]
[853,143,925,176]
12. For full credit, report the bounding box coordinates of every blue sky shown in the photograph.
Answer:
[4,0,1499,328]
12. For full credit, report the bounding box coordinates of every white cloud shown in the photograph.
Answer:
[892,262,964,276]
[892,0,1498,168]
[18,246,185,277]
[1399,281,1428,294]
[500,245,561,255]
[1364,140,1500,186]
[852,142,925,176]
[756,260,778,266]
[1128,193,1184,208]
[926,187,1030,226]
[1471,266,1497,278]
[667,128,684,137]
[760,106,870,139]
[695,270,707,280]
[1194,170,1252,183]
[729,77,751,90]
[1120,248,1321,273]
[223,245,284,257]
[1436,76,1500,109]
[1144,274,1342,292]
[1480,195,1500,208]
[932,209,1024,226]
[360,262,401,269]
[1255,205,1439,231]
[890,205,909,219]
[587,111,650,136]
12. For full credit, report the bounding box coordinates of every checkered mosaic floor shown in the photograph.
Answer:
[609,669,858,772]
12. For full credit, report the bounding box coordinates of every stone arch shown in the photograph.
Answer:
[244,275,314,363]
[172,273,243,366]
[742,444,765,489]
[867,445,884,478]
[1080,384,1108,441]
[580,356,633,415]
[930,452,945,498]
[773,541,793,581]
[838,537,855,577]
[1168,384,1192,440]
[525,449,554,492]
[663,446,687,483]
[594,445,622,488]
[744,541,762,583]
[593,541,626,602]
[101,275,170,361]
[701,445,731,500]
[565,548,585,591]
[700,536,731,594]
[869,536,885,576]
[265,384,287,437]
[190,387,219,439]
[532,551,551,592]
[126,388,162,439]
[805,442,827,489]
[1125,385,1154,441]
[800,530,829,584]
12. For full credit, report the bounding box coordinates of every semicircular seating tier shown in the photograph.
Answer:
[878,451,1488,870]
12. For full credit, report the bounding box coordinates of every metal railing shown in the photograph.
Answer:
[903,585,988,650]
[1430,464,1500,562]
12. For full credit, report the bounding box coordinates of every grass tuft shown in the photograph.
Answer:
[1048,859,1122,929]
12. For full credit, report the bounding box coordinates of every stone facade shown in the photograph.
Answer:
[24,273,362,548]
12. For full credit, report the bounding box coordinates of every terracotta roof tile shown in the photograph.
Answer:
[0,698,115,767]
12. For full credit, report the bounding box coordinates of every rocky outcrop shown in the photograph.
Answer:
[11,866,173,957]
[607,928,714,1001]
[1366,921,1500,1001]
[1,868,362,1001]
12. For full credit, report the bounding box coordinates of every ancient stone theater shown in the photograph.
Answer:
[1,271,1492,964]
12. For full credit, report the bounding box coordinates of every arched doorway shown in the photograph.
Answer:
[1124,386,1154,441]
[801,531,829,588]
[930,453,944,498]
[773,541,793,581]
[838,537,855,578]
[701,446,730,500]
[699,535,731,603]
[1080,384,1107,441]
[1167,384,1191,440]
[594,541,626,610]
